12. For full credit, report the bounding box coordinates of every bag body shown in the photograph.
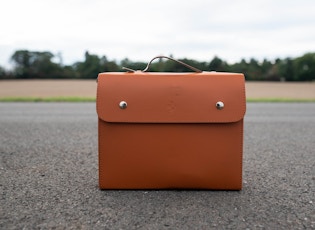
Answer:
[97,69,246,190]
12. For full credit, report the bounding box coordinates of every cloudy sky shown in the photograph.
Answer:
[1,0,314,68]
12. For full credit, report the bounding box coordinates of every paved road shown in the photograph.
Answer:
[1,103,314,229]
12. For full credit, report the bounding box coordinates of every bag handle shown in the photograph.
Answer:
[122,55,202,73]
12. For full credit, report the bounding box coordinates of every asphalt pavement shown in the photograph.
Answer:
[0,102,314,229]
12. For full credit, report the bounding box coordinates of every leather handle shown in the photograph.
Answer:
[143,56,202,73]
[122,56,203,73]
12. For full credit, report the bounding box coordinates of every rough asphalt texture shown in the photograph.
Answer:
[0,103,314,229]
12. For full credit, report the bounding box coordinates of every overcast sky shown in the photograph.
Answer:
[1,0,314,68]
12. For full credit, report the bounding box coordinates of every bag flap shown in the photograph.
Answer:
[97,72,246,123]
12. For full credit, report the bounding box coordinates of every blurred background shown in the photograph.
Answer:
[0,0,314,92]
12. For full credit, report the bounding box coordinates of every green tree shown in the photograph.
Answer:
[7,49,315,81]
[261,59,273,80]
[278,58,293,81]
[61,65,78,78]
[177,58,207,72]
[230,59,251,79]
[11,50,32,78]
[247,58,262,80]
[0,66,6,79]
[120,58,146,71]
[293,53,315,81]
[100,56,120,72]
[208,56,227,71]
[74,51,103,78]
[11,50,61,78]
[158,58,200,72]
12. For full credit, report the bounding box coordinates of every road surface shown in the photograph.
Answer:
[0,103,314,229]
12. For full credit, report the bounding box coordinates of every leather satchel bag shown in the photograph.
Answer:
[97,56,246,190]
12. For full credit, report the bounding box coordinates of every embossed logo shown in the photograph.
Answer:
[167,86,181,114]
[167,100,176,113]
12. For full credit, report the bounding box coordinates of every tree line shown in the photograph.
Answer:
[0,50,314,81]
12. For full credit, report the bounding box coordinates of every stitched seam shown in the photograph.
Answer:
[239,119,244,189]
[240,75,246,189]
[97,77,104,188]
[98,119,102,188]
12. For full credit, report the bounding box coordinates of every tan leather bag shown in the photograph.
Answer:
[97,56,246,190]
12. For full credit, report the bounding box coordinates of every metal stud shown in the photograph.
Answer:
[216,101,224,110]
[119,101,127,109]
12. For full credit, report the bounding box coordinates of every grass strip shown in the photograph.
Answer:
[0,97,314,103]
[246,98,315,103]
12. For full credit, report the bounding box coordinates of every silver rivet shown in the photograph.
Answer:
[119,101,127,109]
[216,101,224,110]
